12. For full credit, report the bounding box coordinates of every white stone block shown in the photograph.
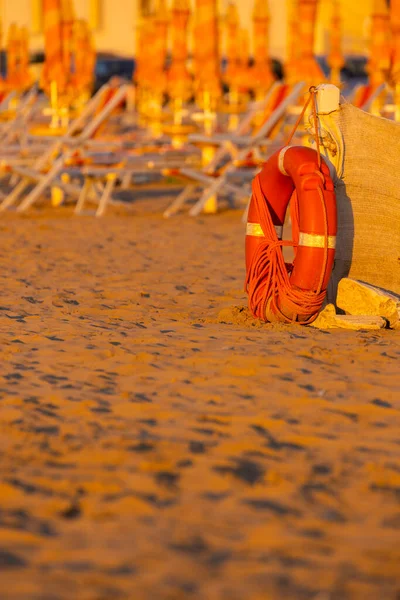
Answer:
[311,304,386,330]
[337,278,400,329]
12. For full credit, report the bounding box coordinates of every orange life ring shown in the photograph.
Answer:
[245,145,337,324]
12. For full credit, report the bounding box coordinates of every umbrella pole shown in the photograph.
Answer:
[201,90,217,214]
[50,80,60,128]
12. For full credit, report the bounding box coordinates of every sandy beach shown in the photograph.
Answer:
[0,197,399,600]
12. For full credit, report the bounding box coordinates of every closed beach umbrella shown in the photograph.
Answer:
[84,25,96,93]
[73,19,86,94]
[42,0,66,95]
[368,0,391,86]
[237,28,251,93]
[19,27,33,90]
[144,17,160,90]
[328,0,344,86]
[0,17,2,78]
[168,0,192,101]
[136,12,165,94]
[61,0,75,78]
[391,0,400,120]
[251,0,274,98]
[391,0,400,84]
[135,17,161,117]
[224,2,240,89]
[285,0,301,84]
[73,20,94,97]
[6,24,19,89]
[134,17,146,88]
[193,0,221,101]
[297,0,324,84]
[151,0,169,95]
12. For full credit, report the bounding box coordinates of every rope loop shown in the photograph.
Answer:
[286,86,322,168]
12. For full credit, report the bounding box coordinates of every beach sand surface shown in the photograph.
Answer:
[0,200,399,600]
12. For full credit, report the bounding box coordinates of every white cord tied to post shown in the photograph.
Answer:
[307,84,345,182]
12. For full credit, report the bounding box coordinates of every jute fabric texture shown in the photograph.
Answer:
[327,102,400,299]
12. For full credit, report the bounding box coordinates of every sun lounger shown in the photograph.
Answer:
[0,91,17,114]
[1,144,199,216]
[0,86,40,146]
[348,82,387,112]
[0,84,129,212]
[163,81,305,217]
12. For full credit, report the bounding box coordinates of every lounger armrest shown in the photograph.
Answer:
[188,133,239,145]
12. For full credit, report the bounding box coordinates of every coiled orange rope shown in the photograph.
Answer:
[245,88,330,324]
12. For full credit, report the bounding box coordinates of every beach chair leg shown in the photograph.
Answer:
[163,184,198,218]
[87,182,101,203]
[96,175,117,217]
[79,86,128,142]
[93,181,104,197]
[17,154,71,212]
[0,177,30,211]
[121,172,131,189]
[189,177,226,217]
[75,177,92,215]
[189,172,249,216]
[226,193,236,209]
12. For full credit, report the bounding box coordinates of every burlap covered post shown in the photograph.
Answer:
[327,102,400,298]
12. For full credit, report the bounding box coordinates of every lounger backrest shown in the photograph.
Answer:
[252,81,305,143]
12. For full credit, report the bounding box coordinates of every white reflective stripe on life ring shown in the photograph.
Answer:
[246,222,283,238]
[299,232,336,249]
[277,146,292,176]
